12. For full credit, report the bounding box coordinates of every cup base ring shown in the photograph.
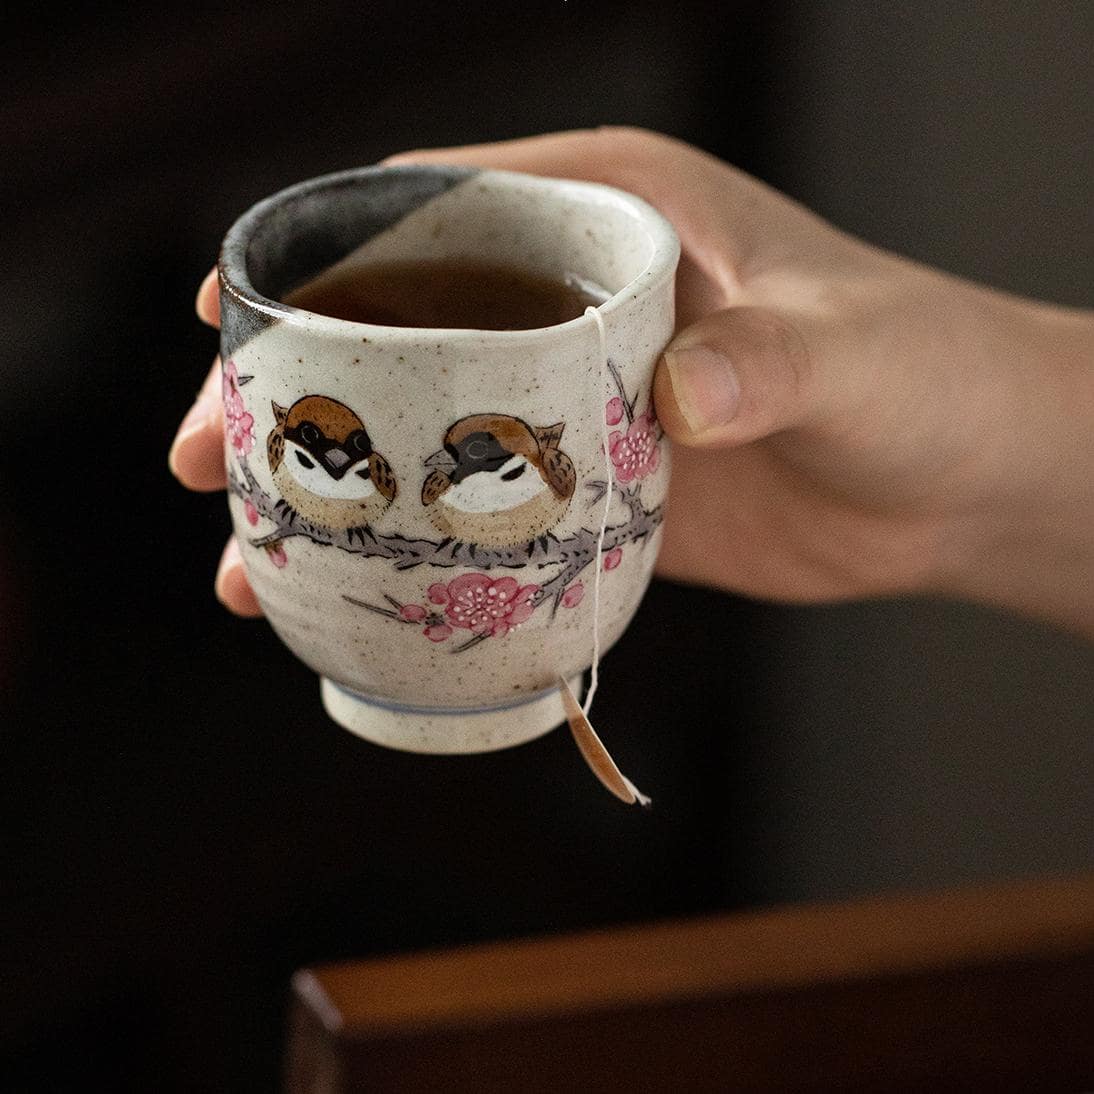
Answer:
[319,676,584,754]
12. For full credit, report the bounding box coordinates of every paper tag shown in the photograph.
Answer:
[559,676,652,807]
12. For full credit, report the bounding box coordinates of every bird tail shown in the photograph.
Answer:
[533,422,565,450]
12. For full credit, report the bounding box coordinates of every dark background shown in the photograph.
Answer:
[2,2,1092,1090]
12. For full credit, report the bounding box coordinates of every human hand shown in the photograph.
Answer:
[168,282,262,617]
[171,128,1094,634]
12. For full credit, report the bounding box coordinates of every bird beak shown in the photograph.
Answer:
[424,449,457,471]
[321,448,353,476]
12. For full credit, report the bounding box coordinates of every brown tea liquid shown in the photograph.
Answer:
[284,259,608,330]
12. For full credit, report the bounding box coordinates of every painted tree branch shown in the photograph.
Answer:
[607,358,637,424]
[224,356,664,648]
[228,457,662,604]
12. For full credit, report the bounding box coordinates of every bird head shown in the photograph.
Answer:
[272,395,379,500]
[422,414,573,513]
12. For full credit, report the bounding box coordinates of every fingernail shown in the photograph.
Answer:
[214,539,243,604]
[664,346,741,434]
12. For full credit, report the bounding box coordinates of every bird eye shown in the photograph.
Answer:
[466,440,490,460]
[296,451,315,470]
[350,431,371,454]
[500,463,526,481]
[299,423,319,445]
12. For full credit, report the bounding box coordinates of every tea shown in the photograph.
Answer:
[285,259,608,331]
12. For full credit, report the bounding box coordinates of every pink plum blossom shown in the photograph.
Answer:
[244,500,259,526]
[222,358,243,400]
[560,581,585,608]
[226,413,255,455]
[608,410,660,483]
[222,360,247,420]
[605,396,624,426]
[397,599,453,640]
[428,572,540,637]
[222,359,255,456]
[602,546,623,571]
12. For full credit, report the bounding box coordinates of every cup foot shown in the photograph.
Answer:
[319,676,584,754]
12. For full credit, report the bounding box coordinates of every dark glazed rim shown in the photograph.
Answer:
[217,163,680,345]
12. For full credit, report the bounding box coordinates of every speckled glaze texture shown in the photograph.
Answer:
[218,165,678,751]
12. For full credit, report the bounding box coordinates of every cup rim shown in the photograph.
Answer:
[218,164,680,344]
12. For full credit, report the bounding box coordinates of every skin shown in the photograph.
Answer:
[169,128,1094,637]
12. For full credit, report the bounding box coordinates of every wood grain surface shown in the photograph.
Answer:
[285,872,1094,1091]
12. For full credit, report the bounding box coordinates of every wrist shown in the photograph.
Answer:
[939,298,1094,635]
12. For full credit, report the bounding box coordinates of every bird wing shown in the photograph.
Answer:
[370,451,398,502]
[421,468,450,506]
[540,446,576,500]
[267,428,284,473]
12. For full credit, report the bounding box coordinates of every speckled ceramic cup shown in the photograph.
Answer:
[218,165,678,753]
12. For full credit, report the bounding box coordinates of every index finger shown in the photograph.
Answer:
[384,127,762,271]
[385,127,707,205]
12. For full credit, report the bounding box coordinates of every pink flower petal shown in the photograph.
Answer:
[424,623,452,642]
[507,601,536,626]
[603,546,623,571]
[448,572,492,598]
[244,500,259,527]
[489,576,520,598]
[491,619,510,638]
[399,604,427,622]
[222,360,240,400]
[560,581,584,609]
[605,397,624,426]
[427,583,450,605]
[227,409,255,456]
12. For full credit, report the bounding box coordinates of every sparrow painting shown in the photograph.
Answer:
[421,413,576,547]
[267,395,396,534]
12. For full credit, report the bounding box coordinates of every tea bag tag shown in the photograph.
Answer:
[555,673,647,805]
[558,676,652,807]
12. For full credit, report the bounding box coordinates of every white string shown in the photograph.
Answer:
[583,304,612,717]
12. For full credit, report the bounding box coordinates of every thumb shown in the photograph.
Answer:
[653,306,817,446]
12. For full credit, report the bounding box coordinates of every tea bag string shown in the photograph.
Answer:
[583,303,614,716]
[555,306,650,808]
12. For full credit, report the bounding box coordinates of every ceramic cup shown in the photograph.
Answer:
[218,165,679,753]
